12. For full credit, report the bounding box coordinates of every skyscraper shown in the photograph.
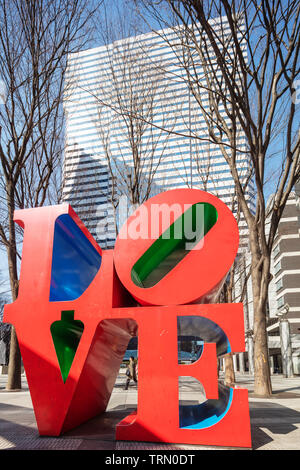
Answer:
[63,16,253,250]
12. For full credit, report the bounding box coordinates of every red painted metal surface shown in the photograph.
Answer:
[115,303,251,447]
[3,190,251,447]
[114,189,239,306]
[4,204,135,435]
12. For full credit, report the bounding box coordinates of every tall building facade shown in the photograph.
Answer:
[233,183,300,375]
[63,17,253,250]
[266,182,300,373]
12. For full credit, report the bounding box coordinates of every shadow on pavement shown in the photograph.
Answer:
[250,401,300,449]
[64,404,136,439]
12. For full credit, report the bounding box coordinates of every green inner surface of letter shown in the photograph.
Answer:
[131,202,218,288]
[51,311,84,383]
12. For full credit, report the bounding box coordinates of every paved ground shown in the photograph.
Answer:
[0,371,299,451]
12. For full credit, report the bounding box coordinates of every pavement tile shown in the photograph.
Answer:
[0,434,82,450]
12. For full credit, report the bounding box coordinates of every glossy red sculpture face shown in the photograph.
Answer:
[3,189,251,447]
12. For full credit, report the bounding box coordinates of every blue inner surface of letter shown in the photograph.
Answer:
[50,214,101,301]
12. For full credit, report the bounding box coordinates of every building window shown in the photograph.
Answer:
[276,277,283,292]
[274,260,281,275]
[277,296,284,309]
[273,243,280,257]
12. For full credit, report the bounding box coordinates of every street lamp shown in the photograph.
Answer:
[276,303,290,319]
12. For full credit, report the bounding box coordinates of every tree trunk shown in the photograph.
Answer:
[224,353,235,385]
[5,190,22,391]
[6,327,22,390]
[253,303,272,395]
[223,268,236,385]
[251,255,272,396]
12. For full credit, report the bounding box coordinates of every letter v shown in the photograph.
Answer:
[3,204,131,435]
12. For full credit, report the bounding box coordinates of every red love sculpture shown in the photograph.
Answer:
[3,189,251,447]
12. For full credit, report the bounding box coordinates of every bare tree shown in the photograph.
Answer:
[133,0,300,396]
[0,0,100,390]
[151,58,254,383]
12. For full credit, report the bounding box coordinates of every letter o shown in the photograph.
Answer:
[114,189,239,306]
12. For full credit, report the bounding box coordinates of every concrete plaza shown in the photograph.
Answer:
[0,371,299,451]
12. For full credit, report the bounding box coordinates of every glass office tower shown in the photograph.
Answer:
[63,16,254,250]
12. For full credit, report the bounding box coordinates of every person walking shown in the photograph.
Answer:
[124,356,137,390]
